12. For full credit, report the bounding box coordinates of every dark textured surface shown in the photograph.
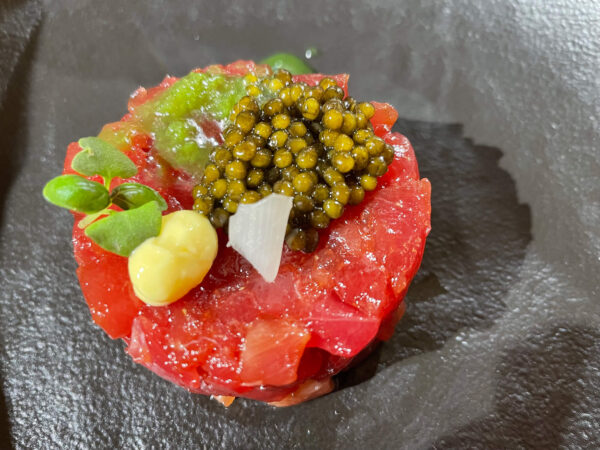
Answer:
[1,1,599,449]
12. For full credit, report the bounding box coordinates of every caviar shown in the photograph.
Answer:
[193,69,394,252]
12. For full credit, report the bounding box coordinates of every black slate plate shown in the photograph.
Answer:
[1,1,599,449]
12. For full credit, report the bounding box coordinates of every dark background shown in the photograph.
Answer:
[0,1,598,448]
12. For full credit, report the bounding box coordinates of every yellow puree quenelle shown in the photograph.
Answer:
[128,210,218,306]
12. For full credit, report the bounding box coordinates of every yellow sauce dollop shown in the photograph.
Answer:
[128,210,218,306]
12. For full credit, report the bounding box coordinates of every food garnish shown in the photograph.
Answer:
[129,210,218,306]
[228,193,293,282]
[194,70,395,253]
[258,52,314,75]
[43,137,167,257]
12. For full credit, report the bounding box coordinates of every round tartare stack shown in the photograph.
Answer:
[62,60,431,406]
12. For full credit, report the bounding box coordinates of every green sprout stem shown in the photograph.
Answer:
[77,208,114,229]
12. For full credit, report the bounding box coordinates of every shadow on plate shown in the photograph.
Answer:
[432,325,600,449]
[338,119,532,390]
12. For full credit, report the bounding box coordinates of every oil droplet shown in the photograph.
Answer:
[305,47,319,60]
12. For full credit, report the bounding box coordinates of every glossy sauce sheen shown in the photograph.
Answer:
[65,61,431,403]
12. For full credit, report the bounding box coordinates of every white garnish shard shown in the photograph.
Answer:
[228,194,293,283]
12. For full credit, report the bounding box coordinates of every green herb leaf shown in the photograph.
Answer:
[42,174,110,213]
[259,53,315,75]
[73,137,137,183]
[84,201,162,257]
[111,182,168,211]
